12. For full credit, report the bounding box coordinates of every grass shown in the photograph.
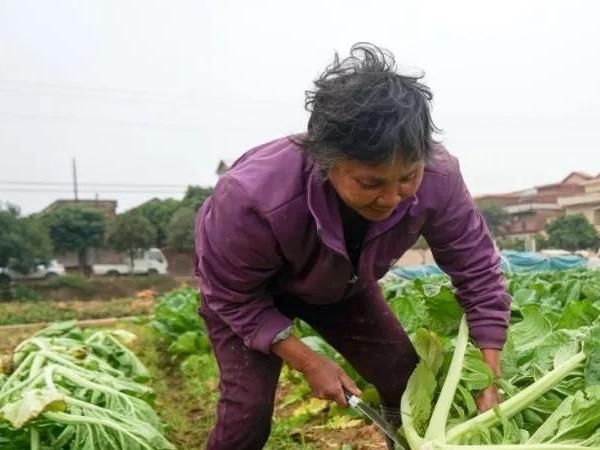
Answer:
[3,274,181,302]
[0,297,154,325]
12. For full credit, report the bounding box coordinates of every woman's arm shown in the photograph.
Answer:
[195,175,292,354]
[422,155,511,411]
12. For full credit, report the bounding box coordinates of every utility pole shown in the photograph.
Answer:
[72,158,79,201]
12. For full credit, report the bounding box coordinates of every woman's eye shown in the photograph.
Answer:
[401,172,416,182]
[358,181,380,189]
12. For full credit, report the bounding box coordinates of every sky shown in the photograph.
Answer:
[1,0,599,215]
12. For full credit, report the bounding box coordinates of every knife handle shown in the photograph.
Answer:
[343,388,362,407]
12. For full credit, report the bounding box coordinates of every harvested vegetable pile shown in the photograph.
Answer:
[0,321,175,450]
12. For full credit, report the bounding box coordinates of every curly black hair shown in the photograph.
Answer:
[297,42,440,170]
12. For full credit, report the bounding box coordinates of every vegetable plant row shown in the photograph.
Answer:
[149,270,600,449]
[385,270,600,449]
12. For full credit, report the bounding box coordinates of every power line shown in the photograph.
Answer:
[0,180,191,188]
[0,79,200,103]
[0,110,204,131]
[0,188,185,194]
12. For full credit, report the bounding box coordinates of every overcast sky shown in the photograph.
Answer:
[1,0,599,215]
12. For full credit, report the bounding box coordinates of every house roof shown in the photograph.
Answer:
[39,199,118,218]
[582,176,600,186]
[478,172,593,199]
[559,171,596,185]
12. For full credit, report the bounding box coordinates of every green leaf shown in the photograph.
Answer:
[413,328,444,375]
[460,346,494,391]
[509,305,553,353]
[292,398,329,417]
[528,386,600,444]
[0,389,66,428]
[512,288,537,306]
[425,286,463,336]
[557,299,600,330]
[529,328,584,373]
[169,331,201,355]
[388,294,428,334]
[405,361,436,435]
[300,336,338,360]
[584,323,600,385]
[500,333,519,380]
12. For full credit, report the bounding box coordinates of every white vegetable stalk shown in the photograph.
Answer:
[425,316,469,442]
[400,315,591,450]
[446,352,586,443]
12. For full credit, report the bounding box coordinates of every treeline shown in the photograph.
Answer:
[0,186,212,274]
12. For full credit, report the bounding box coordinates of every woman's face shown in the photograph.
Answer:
[327,155,425,222]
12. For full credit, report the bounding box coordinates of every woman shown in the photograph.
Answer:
[194,43,511,450]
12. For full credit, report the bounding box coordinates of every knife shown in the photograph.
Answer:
[343,388,407,449]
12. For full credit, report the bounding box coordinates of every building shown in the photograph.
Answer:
[475,171,597,250]
[558,177,600,232]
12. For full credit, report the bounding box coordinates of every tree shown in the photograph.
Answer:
[182,186,213,211]
[0,204,52,274]
[545,214,600,251]
[166,207,196,252]
[478,203,512,238]
[496,237,526,252]
[45,206,105,273]
[130,198,180,248]
[107,212,156,270]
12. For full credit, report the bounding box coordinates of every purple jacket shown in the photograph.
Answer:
[195,137,511,354]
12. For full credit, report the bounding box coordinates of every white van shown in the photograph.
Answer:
[92,248,168,276]
[0,260,66,282]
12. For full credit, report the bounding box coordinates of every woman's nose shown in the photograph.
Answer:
[376,186,403,209]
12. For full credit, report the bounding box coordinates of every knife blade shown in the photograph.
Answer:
[343,389,407,449]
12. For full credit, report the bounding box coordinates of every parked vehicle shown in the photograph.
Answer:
[91,248,168,276]
[0,260,66,283]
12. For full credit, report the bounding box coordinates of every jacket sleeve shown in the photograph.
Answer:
[195,175,293,354]
[422,161,511,350]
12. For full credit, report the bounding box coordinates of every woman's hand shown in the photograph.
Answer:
[476,384,502,412]
[301,355,361,407]
[477,348,502,412]
[271,335,361,407]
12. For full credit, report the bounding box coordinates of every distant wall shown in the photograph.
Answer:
[395,249,435,267]
[159,248,437,277]
[161,249,194,277]
[55,248,125,269]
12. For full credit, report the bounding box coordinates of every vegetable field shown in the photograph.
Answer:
[2,269,600,449]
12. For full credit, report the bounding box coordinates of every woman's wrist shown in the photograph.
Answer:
[480,348,502,379]
[271,335,321,372]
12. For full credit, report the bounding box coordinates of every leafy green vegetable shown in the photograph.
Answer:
[390,269,600,450]
[0,322,175,449]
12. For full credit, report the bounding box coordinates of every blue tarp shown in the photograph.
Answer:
[500,250,587,272]
[391,250,587,280]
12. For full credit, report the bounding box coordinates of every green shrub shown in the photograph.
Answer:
[43,274,90,290]
[11,284,42,301]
